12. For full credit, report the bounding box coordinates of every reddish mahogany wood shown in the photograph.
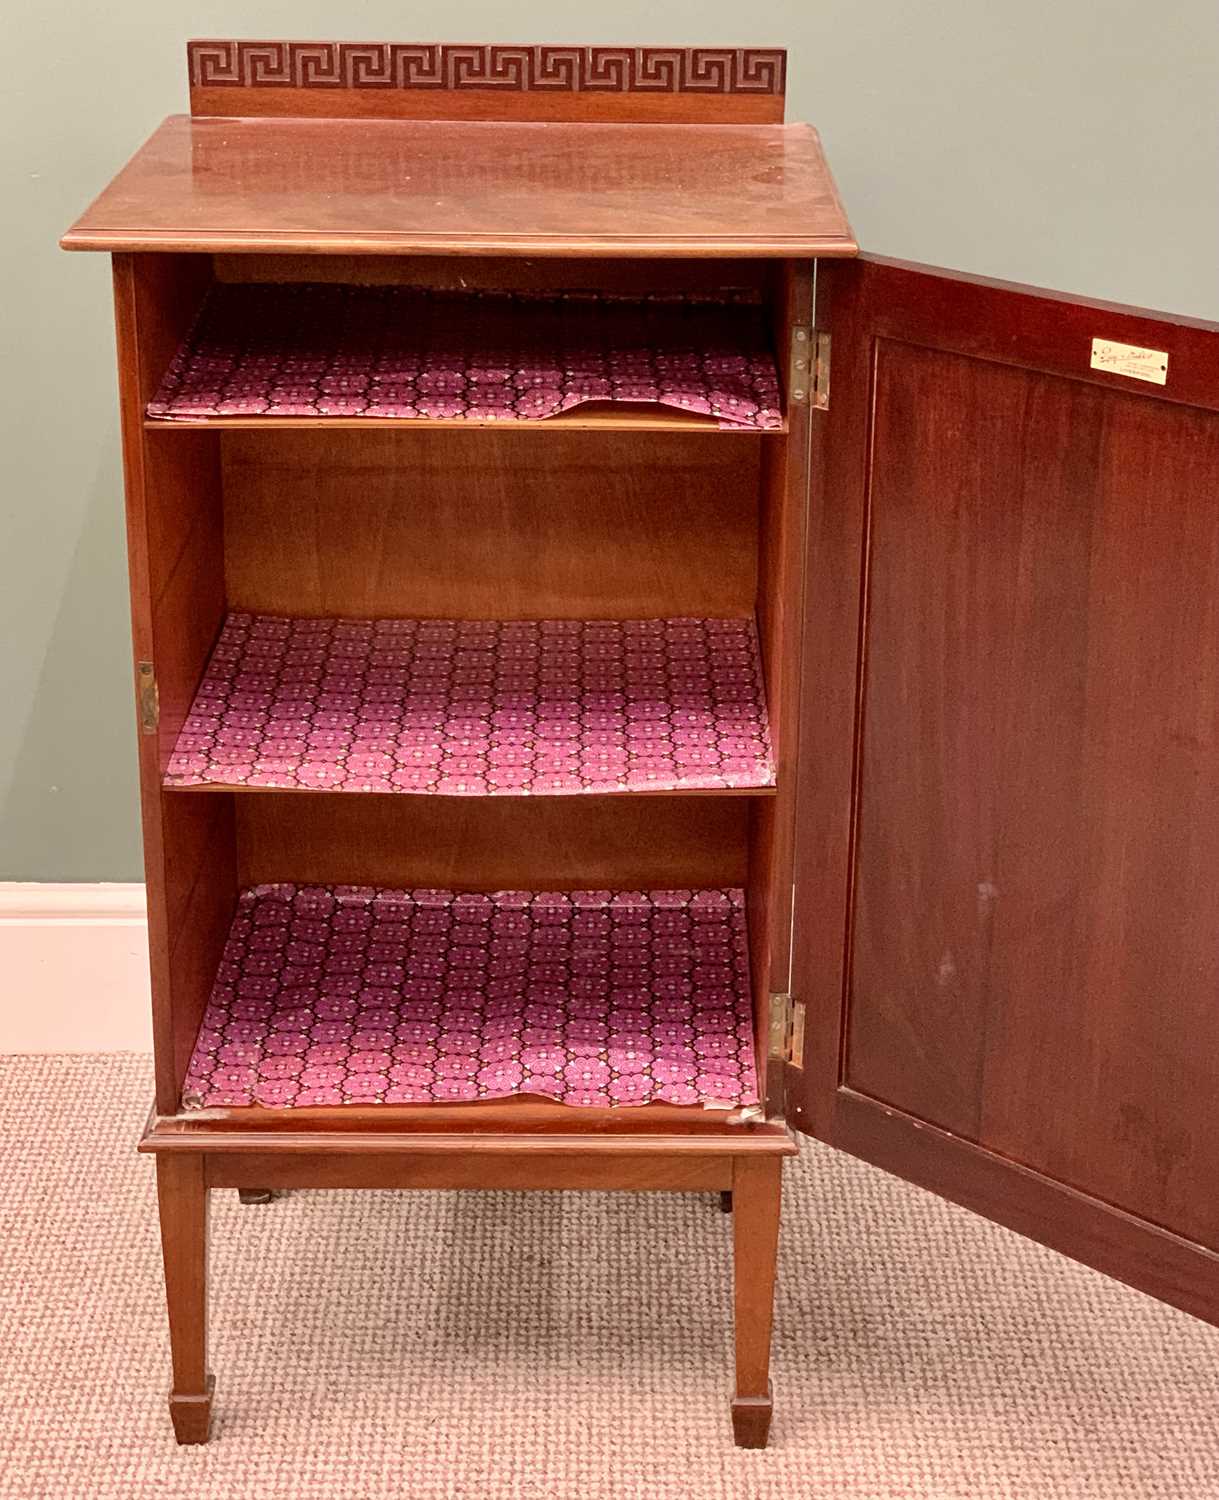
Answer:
[221,430,764,613]
[156,1154,212,1444]
[750,262,815,1103]
[146,409,780,434]
[852,255,1219,414]
[792,257,1219,1323]
[204,1153,736,1191]
[232,791,754,894]
[730,1155,782,1446]
[213,251,771,295]
[189,87,784,127]
[60,116,855,259]
[786,259,870,1139]
[112,256,238,1111]
[140,1118,796,1155]
[67,49,837,1446]
[834,1089,1219,1327]
[187,41,788,125]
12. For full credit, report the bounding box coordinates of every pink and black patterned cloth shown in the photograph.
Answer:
[145,283,783,428]
[181,884,759,1110]
[166,613,774,795]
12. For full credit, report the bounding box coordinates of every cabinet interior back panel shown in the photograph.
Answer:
[847,337,1219,1249]
[235,794,751,893]
[221,429,761,619]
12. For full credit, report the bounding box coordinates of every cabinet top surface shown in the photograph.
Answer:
[61,113,856,258]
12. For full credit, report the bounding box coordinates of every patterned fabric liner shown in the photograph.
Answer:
[181,884,760,1110]
[165,613,775,795]
[145,283,784,429]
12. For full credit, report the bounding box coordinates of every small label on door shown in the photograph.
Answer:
[1090,338,1169,385]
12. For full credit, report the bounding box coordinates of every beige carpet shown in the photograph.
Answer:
[2,1055,1217,1500]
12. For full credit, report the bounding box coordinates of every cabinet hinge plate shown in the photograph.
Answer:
[788,325,813,405]
[811,330,831,410]
[768,993,806,1069]
[137,660,159,734]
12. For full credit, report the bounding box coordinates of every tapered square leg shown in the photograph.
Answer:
[730,1155,782,1448]
[156,1154,213,1444]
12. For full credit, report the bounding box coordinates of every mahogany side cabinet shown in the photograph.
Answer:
[61,39,1219,1448]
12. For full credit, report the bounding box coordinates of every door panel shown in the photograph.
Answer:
[793,256,1219,1320]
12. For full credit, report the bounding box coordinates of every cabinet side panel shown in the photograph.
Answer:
[144,432,226,771]
[112,255,235,1110]
[161,797,237,1093]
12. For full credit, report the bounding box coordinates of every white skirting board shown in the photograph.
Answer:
[0,884,152,1051]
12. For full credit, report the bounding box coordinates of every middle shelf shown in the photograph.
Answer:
[166,612,776,796]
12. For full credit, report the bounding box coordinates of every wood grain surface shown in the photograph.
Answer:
[792,257,1219,1324]
[221,428,761,620]
[61,115,856,259]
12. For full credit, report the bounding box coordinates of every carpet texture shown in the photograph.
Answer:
[2,1053,1217,1500]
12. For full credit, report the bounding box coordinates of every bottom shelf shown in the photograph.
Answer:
[182,884,759,1111]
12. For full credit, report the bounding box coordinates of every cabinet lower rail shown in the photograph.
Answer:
[139,1115,796,1160]
[209,1152,744,1192]
[140,1112,795,1224]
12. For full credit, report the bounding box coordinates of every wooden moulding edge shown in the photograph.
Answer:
[60,229,861,259]
[137,1115,798,1157]
[833,1089,1219,1326]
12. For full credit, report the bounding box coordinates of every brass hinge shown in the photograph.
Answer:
[788,325,813,405]
[811,330,831,410]
[768,992,806,1069]
[137,660,159,734]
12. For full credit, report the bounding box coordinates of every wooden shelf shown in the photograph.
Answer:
[143,281,785,431]
[180,883,759,1111]
[165,612,776,797]
[146,407,782,434]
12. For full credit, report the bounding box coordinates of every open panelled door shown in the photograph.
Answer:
[789,255,1219,1325]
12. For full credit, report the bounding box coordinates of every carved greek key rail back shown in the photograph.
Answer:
[187,41,788,124]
